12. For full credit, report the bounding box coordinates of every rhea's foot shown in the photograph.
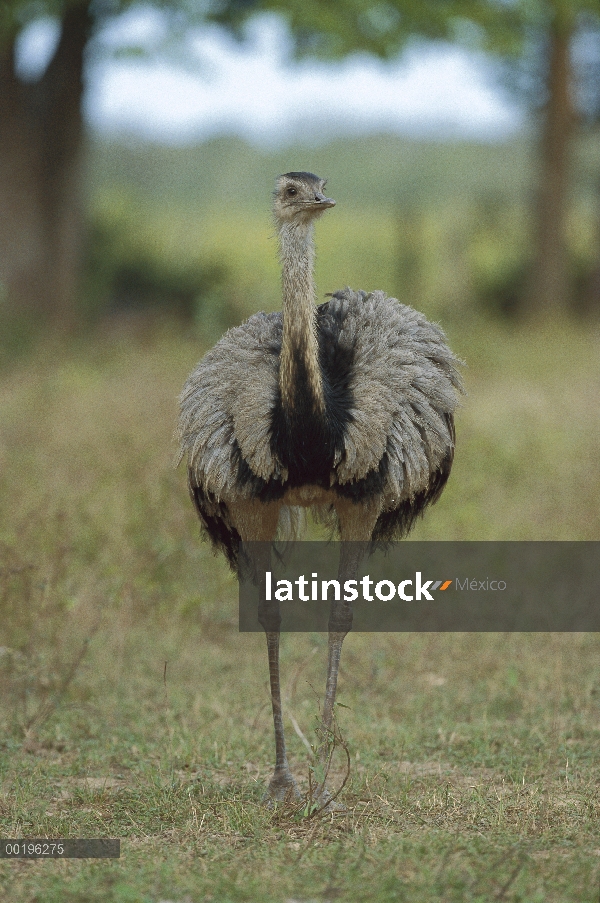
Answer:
[263,766,301,805]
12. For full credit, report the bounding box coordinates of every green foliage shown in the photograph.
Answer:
[210,0,523,59]
[211,0,599,64]
[83,132,600,328]
[6,0,596,69]
[84,188,235,331]
[0,0,89,44]
[88,134,538,212]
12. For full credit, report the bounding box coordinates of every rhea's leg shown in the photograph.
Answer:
[235,501,299,803]
[263,629,300,800]
[255,550,298,800]
[318,542,365,761]
[314,499,379,806]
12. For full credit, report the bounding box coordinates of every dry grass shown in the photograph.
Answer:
[1,316,600,901]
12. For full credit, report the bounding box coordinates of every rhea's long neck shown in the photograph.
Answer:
[278,220,324,414]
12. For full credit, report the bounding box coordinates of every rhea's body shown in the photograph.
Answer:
[179,172,461,561]
[179,288,459,564]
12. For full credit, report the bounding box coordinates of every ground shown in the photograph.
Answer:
[0,315,599,901]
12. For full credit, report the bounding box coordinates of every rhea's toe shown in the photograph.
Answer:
[263,768,301,805]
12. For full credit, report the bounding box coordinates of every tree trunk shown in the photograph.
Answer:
[0,2,90,333]
[525,9,574,317]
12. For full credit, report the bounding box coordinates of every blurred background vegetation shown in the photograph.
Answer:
[0,0,599,342]
[82,130,600,336]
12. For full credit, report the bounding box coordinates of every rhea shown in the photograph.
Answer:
[178,172,462,805]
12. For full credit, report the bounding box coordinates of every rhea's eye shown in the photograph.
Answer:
[286,187,297,197]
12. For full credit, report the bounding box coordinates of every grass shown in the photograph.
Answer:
[1,311,600,902]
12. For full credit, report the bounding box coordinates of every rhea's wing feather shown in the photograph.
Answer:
[325,290,463,500]
[189,478,241,571]
[177,311,285,500]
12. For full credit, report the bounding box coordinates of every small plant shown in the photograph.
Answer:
[0,542,99,742]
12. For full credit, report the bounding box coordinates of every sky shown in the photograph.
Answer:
[15,5,523,147]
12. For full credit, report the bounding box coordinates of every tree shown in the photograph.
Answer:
[0,1,92,331]
[214,0,600,316]
[499,2,600,315]
[526,3,575,315]
[0,0,227,332]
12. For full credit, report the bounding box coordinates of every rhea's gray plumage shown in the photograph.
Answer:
[179,292,459,534]
[177,172,463,805]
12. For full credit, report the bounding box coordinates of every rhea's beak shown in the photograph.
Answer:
[313,192,336,209]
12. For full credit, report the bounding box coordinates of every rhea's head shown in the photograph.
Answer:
[273,172,336,227]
